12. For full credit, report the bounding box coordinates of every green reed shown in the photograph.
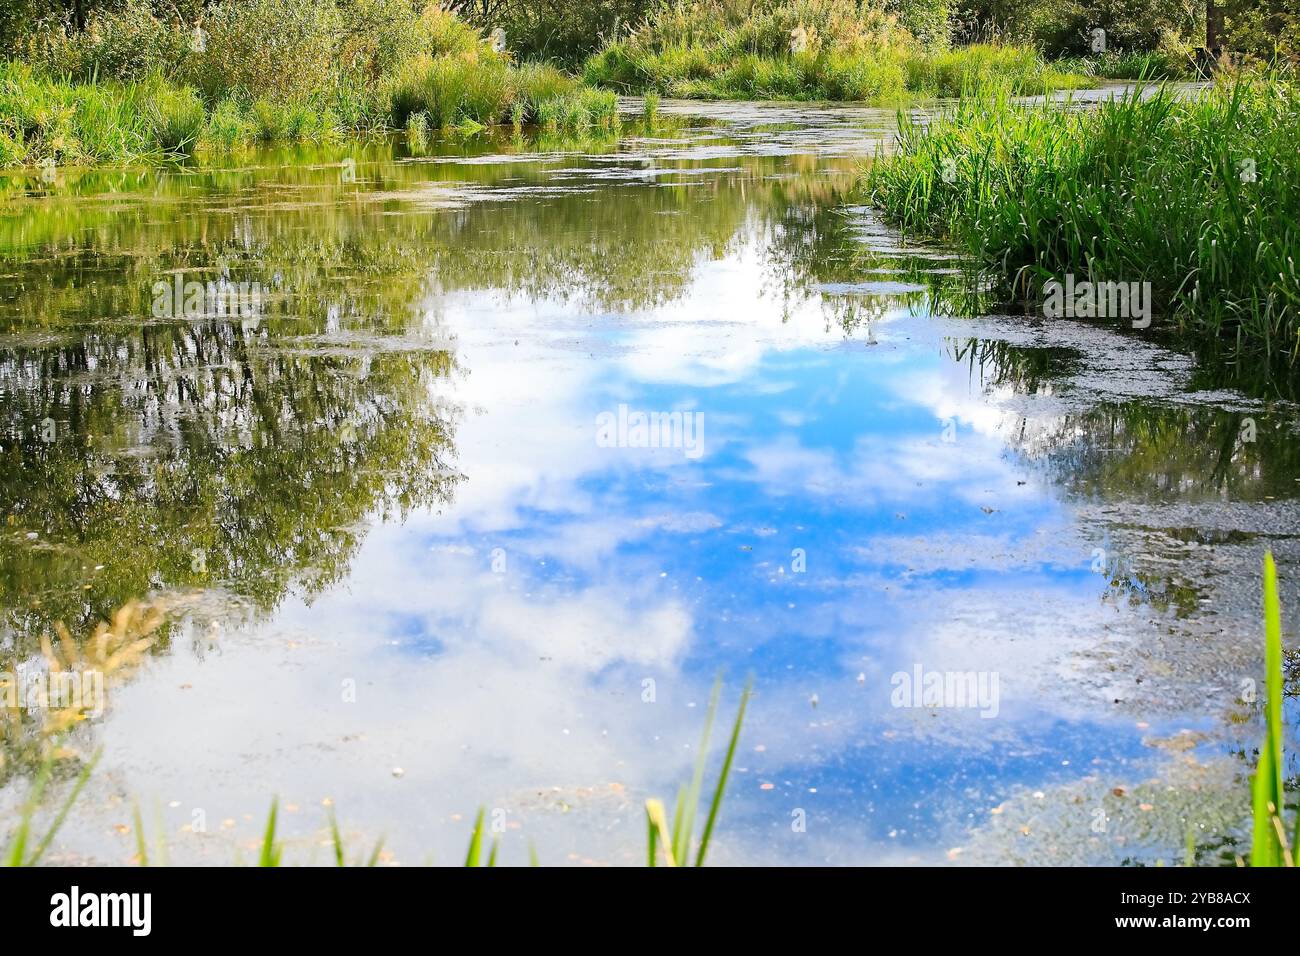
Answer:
[1251,551,1291,866]
[645,676,750,867]
[864,75,1300,368]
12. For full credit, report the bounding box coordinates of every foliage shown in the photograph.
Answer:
[1221,0,1300,61]
[953,0,1204,55]
[21,0,192,83]
[192,0,343,102]
[583,0,1085,99]
[452,0,654,65]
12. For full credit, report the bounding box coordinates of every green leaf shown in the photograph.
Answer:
[258,798,282,867]
[464,807,485,867]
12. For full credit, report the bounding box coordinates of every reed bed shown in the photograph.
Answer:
[864,77,1300,367]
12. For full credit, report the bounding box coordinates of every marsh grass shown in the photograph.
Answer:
[864,76,1300,368]
[387,53,515,129]
[536,89,619,131]
[1056,49,1197,81]
[405,111,431,149]
[904,43,1089,96]
[140,82,206,155]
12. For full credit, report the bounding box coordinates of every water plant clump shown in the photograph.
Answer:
[863,76,1300,369]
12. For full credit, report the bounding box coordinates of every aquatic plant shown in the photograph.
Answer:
[3,749,100,866]
[405,110,431,148]
[203,96,251,149]
[140,81,206,155]
[513,61,579,116]
[864,76,1300,369]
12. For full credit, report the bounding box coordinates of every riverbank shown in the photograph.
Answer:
[0,0,1130,169]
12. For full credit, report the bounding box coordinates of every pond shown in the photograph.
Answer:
[1,93,1296,866]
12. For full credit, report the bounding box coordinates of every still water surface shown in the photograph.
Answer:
[1,97,1297,865]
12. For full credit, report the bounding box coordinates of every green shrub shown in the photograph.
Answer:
[194,0,343,101]
[23,1,192,83]
[337,0,484,84]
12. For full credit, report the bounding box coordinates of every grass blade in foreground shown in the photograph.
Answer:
[1251,551,1290,866]
[259,799,283,867]
[644,677,751,867]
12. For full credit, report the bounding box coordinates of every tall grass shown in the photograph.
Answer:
[1055,49,1197,81]
[387,53,515,129]
[864,77,1300,367]
[905,43,1089,96]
